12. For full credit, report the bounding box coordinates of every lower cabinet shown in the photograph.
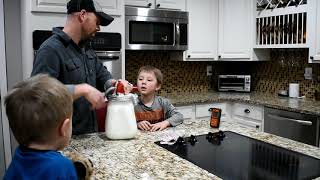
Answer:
[176,101,264,132]
[176,105,195,122]
[231,102,264,131]
[176,102,230,123]
[195,103,230,122]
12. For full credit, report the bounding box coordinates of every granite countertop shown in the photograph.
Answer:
[167,91,320,116]
[64,119,320,179]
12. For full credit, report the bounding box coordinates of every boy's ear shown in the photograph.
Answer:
[156,84,161,91]
[59,118,71,137]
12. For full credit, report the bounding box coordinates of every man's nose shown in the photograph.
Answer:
[96,26,100,31]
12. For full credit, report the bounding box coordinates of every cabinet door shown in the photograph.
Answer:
[125,0,153,8]
[312,0,320,61]
[195,103,230,121]
[184,0,218,61]
[32,0,122,15]
[218,0,252,60]
[176,105,195,121]
[231,102,264,131]
[156,0,186,10]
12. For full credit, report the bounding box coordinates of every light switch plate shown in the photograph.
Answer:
[304,67,312,80]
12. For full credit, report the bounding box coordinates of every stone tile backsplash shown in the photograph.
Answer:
[125,49,320,99]
[125,51,212,96]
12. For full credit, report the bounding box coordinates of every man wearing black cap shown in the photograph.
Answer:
[32,0,131,135]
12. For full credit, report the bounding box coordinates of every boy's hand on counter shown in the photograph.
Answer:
[150,121,170,132]
[137,121,152,131]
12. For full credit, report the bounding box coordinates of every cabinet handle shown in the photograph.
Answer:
[244,109,250,113]
[255,125,260,129]
[310,56,314,60]
[156,4,160,8]
[147,3,152,7]
[188,55,191,58]
[218,55,221,59]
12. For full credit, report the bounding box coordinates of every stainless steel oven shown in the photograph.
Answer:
[125,6,188,50]
[264,107,320,147]
[218,75,251,92]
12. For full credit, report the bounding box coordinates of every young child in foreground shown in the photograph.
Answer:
[135,65,183,131]
[4,74,77,179]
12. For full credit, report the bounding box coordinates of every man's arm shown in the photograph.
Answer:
[32,46,61,77]
[66,84,106,109]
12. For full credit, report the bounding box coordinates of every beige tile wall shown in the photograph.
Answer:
[125,51,212,96]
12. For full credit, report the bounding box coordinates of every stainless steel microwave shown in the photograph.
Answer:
[218,75,251,92]
[125,7,188,50]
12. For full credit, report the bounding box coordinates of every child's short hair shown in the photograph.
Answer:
[137,65,163,85]
[4,74,73,146]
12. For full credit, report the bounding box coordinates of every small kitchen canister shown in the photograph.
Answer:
[289,83,299,98]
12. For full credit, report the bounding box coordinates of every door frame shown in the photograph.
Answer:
[0,0,12,171]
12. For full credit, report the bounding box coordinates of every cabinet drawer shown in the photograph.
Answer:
[176,105,194,119]
[232,103,263,121]
[237,119,262,131]
[195,103,228,118]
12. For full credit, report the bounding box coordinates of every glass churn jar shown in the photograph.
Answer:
[105,94,138,139]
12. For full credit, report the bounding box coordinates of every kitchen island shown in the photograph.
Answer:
[64,119,320,179]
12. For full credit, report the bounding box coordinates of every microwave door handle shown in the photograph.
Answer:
[175,23,180,46]
[267,114,313,126]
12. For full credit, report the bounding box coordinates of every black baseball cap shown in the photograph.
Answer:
[67,0,114,26]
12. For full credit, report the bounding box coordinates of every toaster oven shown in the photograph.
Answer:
[218,75,251,92]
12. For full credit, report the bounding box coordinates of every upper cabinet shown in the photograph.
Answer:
[218,0,252,60]
[309,0,320,63]
[184,0,218,60]
[255,0,320,63]
[185,0,266,61]
[125,0,186,10]
[31,0,123,16]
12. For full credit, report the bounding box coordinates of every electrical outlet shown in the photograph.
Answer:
[304,67,312,80]
[207,65,212,76]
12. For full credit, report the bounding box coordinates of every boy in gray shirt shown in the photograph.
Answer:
[135,66,183,131]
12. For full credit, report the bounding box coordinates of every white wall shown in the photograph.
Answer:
[20,0,125,79]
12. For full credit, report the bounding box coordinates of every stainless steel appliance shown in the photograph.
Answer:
[218,75,251,92]
[264,107,320,147]
[32,30,122,79]
[125,7,188,50]
[156,131,320,179]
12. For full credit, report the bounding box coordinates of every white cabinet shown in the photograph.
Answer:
[31,0,123,16]
[176,105,195,122]
[125,0,186,10]
[195,102,230,122]
[231,102,264,131]
[307,1,320,63]
[218,0,252,60]
[176,102,231,123]
[185,0,259,61]
[184,0,218,61]
[125,0,152,7]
